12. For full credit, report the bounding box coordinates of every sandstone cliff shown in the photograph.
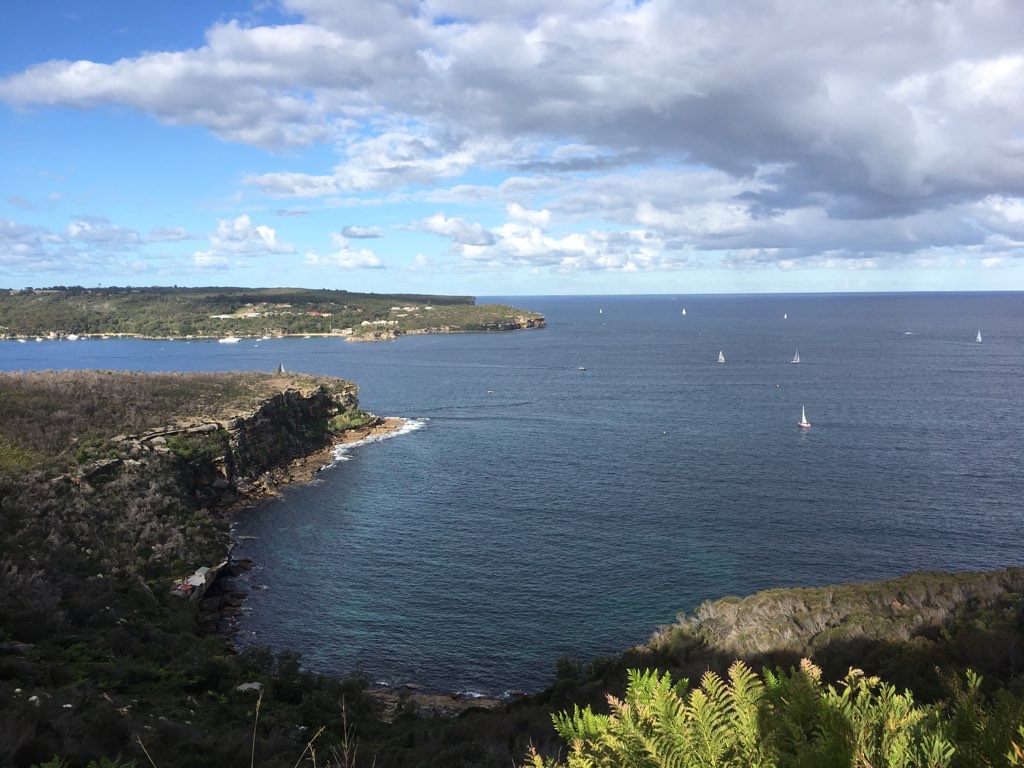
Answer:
[88,378,370,509]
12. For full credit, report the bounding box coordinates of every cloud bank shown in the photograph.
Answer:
[2,0,1023,281]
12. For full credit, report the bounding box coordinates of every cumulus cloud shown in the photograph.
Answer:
[4,0,1024,274]
[305,232,384,269]
[417,212,495,246]
[4,2,1023,213]
[193,214,295,267]
[0,217,154,276]
[66,217,140,248]
[0,219,64,271]
[507,203,550,229]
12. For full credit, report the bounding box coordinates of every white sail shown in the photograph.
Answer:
[798,406,811,428]
[718,350,725,363]
[976,330,982,343]
[791,349,800,364]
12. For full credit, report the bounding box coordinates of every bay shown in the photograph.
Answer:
[3,292,1023,695]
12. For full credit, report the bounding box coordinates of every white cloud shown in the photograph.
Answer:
[341,225,382,238]
[209,214,294,255]
[4,1,1024,277]
[305,232,384,269]
[147,225,193,242]
[245,171,340,198]
[193,214,295,268]
[193,251,229,268]
[66,217,140,248]
[507,202,550,229]
[0,218,149,276]
[418,212,495,245]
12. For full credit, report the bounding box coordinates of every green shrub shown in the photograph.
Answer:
[525,660,1024,768]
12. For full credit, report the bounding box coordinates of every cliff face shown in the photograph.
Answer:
[91,380,368,508]
[213,382,363,499]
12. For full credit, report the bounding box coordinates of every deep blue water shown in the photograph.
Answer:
[3,293,1023,695]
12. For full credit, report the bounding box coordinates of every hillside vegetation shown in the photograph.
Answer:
[2,372,1024,767]
[0,371,376,767]
[0,286,543,340]
[526,662,1024,767]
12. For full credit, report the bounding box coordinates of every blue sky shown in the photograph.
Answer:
[2,1,1024,295]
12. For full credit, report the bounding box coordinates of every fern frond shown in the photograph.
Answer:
[552,704,611,745]
[725,660,771,766]
[684,686,731,766]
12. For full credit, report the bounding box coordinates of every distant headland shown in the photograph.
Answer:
[0,285,545,341]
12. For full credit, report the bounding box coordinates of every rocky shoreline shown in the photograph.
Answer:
[197,415,514,716]
[239,415,411,500]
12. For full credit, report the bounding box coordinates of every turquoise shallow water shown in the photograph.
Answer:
[4,292,1023,694]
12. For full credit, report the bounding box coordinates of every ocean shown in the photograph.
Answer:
[3,292,1022,695]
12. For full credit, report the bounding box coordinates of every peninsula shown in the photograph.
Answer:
[0,285,545,341]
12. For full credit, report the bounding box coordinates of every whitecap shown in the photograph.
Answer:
[329,417,427,464]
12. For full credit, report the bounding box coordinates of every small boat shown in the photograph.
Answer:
[798,406,811,429]
[718,350,725,364]
[17,338,26,343]
[218,336,241,344]
[681,308,687,316]
[904,327,913,336]
[576,366,587,371]
[783,313,788,319]
[976,330,982,343]
[791,349,800,364]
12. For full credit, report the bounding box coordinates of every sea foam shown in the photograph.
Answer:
[329,417,427,464]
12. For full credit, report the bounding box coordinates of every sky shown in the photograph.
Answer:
[1,1,1024,296]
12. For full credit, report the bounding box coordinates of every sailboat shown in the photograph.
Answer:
[976,330,982,343]
[791,349,800,364]
[798,406,811,429]
[783,313,788,319]
[718,350,725,364]
[681,308,686,316]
